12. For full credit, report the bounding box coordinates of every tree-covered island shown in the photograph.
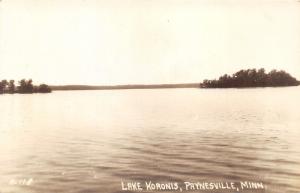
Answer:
[0,79,51,94]
[201,68,300,88]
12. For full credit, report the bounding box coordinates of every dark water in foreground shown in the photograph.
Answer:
[0,88,300,193]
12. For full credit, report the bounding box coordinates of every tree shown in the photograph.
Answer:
[0,79,8,94]
[18,79,34,93]
[27,79,34,93]
[8,80,15,93]
[38,84,52,93]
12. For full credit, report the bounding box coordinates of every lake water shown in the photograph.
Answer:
[0,87,300,193]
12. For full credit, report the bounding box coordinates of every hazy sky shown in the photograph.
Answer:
[0,0,300,85]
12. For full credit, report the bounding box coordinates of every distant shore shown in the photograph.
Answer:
[50,82,299,91]
[2,69,298,93]
[50,69,299,91]
[50,83,201,91]
[201,68,300,88]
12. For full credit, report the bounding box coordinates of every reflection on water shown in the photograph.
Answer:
[0,87,300,193]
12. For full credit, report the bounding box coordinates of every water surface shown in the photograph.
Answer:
[0,87,300,193]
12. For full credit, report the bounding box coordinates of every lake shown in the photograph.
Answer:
[0,87,300,193]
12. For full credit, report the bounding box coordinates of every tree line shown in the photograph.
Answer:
[0,79,51,94]
[201,68,300,88]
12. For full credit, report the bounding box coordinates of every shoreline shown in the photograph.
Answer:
[50,83,201,91]
[50,83,299,91]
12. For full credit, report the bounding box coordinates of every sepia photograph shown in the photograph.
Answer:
[0,0,300,193]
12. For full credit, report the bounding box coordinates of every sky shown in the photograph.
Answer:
[0,0,300,85]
